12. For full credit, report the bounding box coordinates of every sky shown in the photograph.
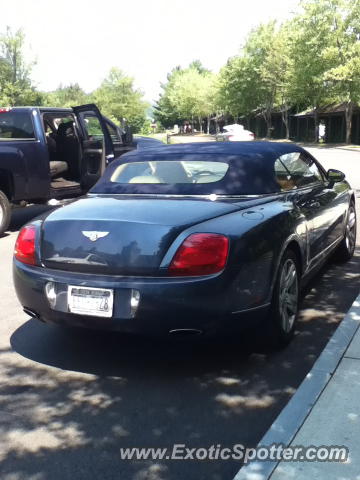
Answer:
[1,0,300,104]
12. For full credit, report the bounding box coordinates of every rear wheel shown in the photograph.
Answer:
[266,249,300,349]
[336,203,356,262]
[0,190,11,237]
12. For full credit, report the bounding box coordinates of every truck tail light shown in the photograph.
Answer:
[168,233,229,276]
[14,225,37,265]
[0,107,11,113]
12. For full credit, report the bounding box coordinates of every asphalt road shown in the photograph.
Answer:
[0,148,359,480]
[305,145,360,194]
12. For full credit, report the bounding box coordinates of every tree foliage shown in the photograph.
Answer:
[154,66,184,128]
[154,62,217,132]
[44,84,90,108]
[287,0,360,141]
[3,1,360,142]
[156,0,360,143]
[0,30,149,133]
[92,68,149,133]
[0,27,42,105]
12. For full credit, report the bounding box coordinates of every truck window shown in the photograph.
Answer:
[0,111,35,140]
[105,120,122,144]
[83,115,104,140]
[53,116,75,129]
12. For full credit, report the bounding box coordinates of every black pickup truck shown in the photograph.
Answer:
[0,104,137,236]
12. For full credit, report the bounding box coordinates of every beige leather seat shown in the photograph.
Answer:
[49,161,68,178]
[129,176,162,183]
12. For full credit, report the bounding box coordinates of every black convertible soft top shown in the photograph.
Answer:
[91,142,304,196]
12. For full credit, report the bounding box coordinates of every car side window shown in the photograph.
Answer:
[82,114,104,141]
[278,152,324,188]
[0,111,35,140]
[274,158,296,191]
[300,152,327,183]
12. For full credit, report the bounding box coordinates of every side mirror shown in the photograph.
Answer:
[327,169,345,185]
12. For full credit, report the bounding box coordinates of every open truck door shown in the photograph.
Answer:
[103,116,135,163]
[73,104,114,190]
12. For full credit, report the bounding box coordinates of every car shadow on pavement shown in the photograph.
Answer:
[4,246,359,480]
[6,324,283,480]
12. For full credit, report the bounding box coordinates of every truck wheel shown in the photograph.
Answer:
[0,190,11,236]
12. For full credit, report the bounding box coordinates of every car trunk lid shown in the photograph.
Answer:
[40,196,241,275]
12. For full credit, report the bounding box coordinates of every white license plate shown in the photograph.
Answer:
[67,285,114,318]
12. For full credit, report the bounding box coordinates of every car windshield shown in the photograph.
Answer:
[91,153,282,196]
[111,161,229,184]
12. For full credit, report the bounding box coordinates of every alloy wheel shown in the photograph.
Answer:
[345,207,356,253]
[279,258,298,333]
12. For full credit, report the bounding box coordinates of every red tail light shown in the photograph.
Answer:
[14,225,37,265]
[168,233,229,276]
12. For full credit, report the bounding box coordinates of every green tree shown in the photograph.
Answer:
[218,51,265,134]
[0,27,39,105]
[188,59,210,75]
[202,72,219,133]
[154,66,186,128]
[155,63,218,133]
[168,68,212,132]
[92,68,149,133]
[220,21,293,138]
[321,0,360,142]
[44,83,90,107]
[243,22,279,137]
[274,22,295,139]
[289,0,342,141]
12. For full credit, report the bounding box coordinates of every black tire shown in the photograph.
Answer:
[0,190,11,237]
[335,202,357,262]
[266,249,300,350]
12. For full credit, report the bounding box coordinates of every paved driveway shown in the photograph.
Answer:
[0,149,359,480]
[304,146,360,194]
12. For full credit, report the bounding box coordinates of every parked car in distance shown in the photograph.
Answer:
[13,142,356,348]
[0,104,136,236]
[216,124,255,141]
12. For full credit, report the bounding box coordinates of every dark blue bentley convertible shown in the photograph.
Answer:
[13,142,356,348]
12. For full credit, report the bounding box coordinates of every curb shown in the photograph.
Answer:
[233,292,360,480]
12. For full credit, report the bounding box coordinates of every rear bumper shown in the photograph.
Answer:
[13,260,270,335]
